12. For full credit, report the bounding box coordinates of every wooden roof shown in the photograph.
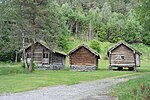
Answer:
[68,44,100,59]
[25,41,66,56]
[107,42,142,56]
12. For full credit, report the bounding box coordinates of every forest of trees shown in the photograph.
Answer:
[0,0,150,68]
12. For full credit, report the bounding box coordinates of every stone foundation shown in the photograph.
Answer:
[70,65,97,71]
[37,64,65,70]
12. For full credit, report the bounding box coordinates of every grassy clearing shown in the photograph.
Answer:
[111,73,150,100]
[0,62,28,75]
[110,59,150,100]
[0,69,133,93]
[0,59,136,93]
[0,67,28,75]
[0,58,149,93]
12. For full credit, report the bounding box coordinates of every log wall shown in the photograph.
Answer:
[25,42,66,70]
[70,47,96,66]
[110,44,135,66]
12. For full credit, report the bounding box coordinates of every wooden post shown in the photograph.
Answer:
[134,51,137,72]
[96,57,98,70]
[50,52,52,64]
[109,52,112,70]
[42,49,43,66]
[69,56,71,69]
[64,56,66,67]
[48,52,49,64]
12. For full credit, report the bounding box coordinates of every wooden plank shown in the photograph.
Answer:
[111,64,135,67]
[109,53,112,70]
[134,53,137,72]
[48,52,49,64]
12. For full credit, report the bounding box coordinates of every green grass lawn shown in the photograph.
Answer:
[111,73,150,100]
[110,59,150,100]
[0,69,132,93]
[0,59,149,93]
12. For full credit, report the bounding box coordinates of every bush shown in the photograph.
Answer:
[21,61,37,71]
[58,36,68,51]
[32,62,37,71]
[21,62,26,69]
[90,40,101,53]
[0,50,22,62]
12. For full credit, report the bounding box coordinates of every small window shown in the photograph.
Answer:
[27,53,31,58]
[121,55,125,59]
[43,53,48,58]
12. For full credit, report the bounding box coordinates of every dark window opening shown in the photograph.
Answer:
[121,55,125,59]
[27,53,31,58]
[43,53,48,58]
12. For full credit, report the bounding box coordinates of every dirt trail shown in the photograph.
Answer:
[0,75,139,100]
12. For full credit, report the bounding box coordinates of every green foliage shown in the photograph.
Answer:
[21,62,25,69]
[32,62,37,71]
[57,36,68,51]
[123,9,143,43]
[112,74,150,100]
[0,0,150,62]
[137,0,150,45]
[143,32,150,46]
[21,61,36,71]
[0,67,27,75]
[0,50,15,62]
[90,40,101,53]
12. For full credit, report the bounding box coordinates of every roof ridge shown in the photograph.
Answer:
[68,44,100,58]
[25,41,66,56]
[108,42,142,55]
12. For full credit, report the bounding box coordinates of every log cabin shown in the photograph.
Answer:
[107,42,142,71]
[25,42,66,70]
[68,44,100,71]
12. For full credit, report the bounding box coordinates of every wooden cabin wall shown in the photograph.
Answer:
[96,57,98,69]
[111,45,135,65]
[70,47,96,66]
[136,53,140,66]
[52,53,65,65]
[25,43,66,70]
[26,43,51,65]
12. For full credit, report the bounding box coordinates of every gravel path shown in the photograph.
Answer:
[0,75,138,100]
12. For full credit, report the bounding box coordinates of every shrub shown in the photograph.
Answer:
[21,62,26,69]
[21,61,37,71]
[58,36,68,51]
[90,40,101,53]
[32,62,37,71]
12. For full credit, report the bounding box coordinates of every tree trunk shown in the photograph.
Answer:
[23,48,28,69]
[69,20,74,33]
[22,32,28,69]
[75,21,78,37]
[89,20,92,40]
[29,3,36,72]
[29,42,34,72]
[15,51,18,63]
